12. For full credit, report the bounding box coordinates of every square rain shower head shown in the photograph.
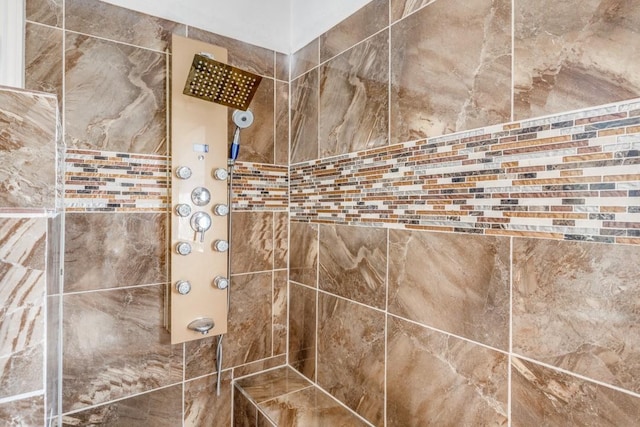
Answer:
[183,53,262,111]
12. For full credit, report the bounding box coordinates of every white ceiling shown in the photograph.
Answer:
[100,0,373,54]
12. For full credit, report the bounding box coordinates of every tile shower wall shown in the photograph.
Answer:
[23,0,289,425]
[289,0,640,426]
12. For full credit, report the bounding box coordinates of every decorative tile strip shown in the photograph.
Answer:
[231,162,289,211]
[290,99,640,245]
[65,149,169,212]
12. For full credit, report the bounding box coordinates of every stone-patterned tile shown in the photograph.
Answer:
[320,0,389,62]
[185,336,217,380]
[290,70,319,164]
[65,33,167,154]
[275,81,290,166]
[291,39,319,80]
[223,272,272,368]
[26,0,62,27]
[273,212,288,270]
[0,89,58,209]
[0,218,46,399]
[61,385,182,426]
[514,0,640,120]
[233,355,286,379]
[288,282,316,381]
[319,224,387,309]
[187,28,275,78]
[185,371,232,427]
[25,22,63,101]
[390,0,512,144]
[47,295,61,420]
[258,411,276,427]
[234,387,258,427]
[513,238,640,394]
[64,213,167,292]
[317,293,385,426]
[289,222,318,287]
[46,213,63,295]
[275,53,290,82]
[65,0,186,52]
[0,394,44,426]
[231,212,273,274]
[386,316,508,426]
[388,230,510,350]
[273,270,288,355]
[319,30,389,157]
[62,285,183,412]
[236,366,311,404]
[390,0,436,22]
[512,357,640,427]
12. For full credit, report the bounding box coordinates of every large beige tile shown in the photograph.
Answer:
[390,0,436,22]
[289,222,318,286]
[25,22,63,101]
[231,212,274,274]
[291,39,319,80]
[184,336,217,380]
[273,212,288,269]
[185,372,232,427]
[273,270,288,355]
[275,53,290,82]
[288,282,316,381]
[26,0,62,27]
[236,366,311,404]
[234,386,258,427]
[290,70,319,164]
[0,395,44,426]
[275,82,290,166]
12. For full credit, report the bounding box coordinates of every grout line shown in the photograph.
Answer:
[62,28,169,54]
[312,383,376,427]
[508,236,513,427]
[61,281,170,296]
[510,0,515,123]
[0,390,44,406]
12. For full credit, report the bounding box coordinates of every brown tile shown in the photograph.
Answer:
[185,336,217,380]
[62,286,183,412]
[234,386,258,427]
[64,213,167,292]
[236,366,312,404]
[231,212,273,274]
[289,222,318,286]
[390,0,511,143]
[317,293,385,425]
[386,316,508,426]
[290,69,319,163]
[291,39,319,80]
[46,214,63,295]
[320,0,389,62]
[47,295,61,418]
[65,33,167,154]
[319,30,389,157]
[258,411,276,427]
[233,355,287,378]
[512,357,640,426]
[275,53,290,82]
[26,0,62,27]
[319,224,387,309]
[0,394,44,426]
[273,270,288,355]
[388,230,510,350]
[514,0,640,120]
[275,82,290,166]
[288,282,316,381]
[185,371,232,427]
[25,23,63,101]
[390,0,435,22]
[61,385,182,426]
[513,238,640,394]
[65,0,185,51]
[274,212,288,269]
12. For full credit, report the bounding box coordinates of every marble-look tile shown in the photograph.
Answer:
[320,0,389,62]
[230,78,274,164]
[512,357,640,427]
[0,218,46,398]
[319,224,387,309]
[514,0,640,120]
[317,293,385,426]
[187,28,275,78]
[185,372,232,427]
[64,213,167,292]
[234,387,258,427]
[319,30,389,157]
[288,282,316,381]
[47,295,61,420]
[274,212,288,269]
[236,366,312,403]
[66,0,186,51]
[273,270,288,355]
[291,39,319,80]
[46,213,63,295]
[25,22,63,101]
[388,230,510,350]
[62,285,183,412]
[513,238,640,394]
[185,336,217,380]
[223,272,272,368]
[390,0,436,22]
[275,53,290,82]
[0,395,44,426]
[260,387,369,427]
[0,89,58,209]
[258,411,276,427]
[65,33,167,154]
[231,212,273,274]
[275,82,290,166]
[289,222,318,286]
[233,355,286,378]
[290,70,319,163]
[61,385,182,426]
[26,0,62,27]
[386,316,508,426]
[390,0,512,144]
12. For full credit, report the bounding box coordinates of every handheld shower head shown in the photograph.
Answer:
[229,109,254,162]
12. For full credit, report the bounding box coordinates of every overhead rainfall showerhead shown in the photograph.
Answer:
[183,53,262,111]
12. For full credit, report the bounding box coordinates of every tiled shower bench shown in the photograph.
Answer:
[233,366,370,426]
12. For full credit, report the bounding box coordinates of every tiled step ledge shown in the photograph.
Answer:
[233,366,371,426]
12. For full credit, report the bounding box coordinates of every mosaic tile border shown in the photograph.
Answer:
[291,99,640,245]
[231,162,289,211]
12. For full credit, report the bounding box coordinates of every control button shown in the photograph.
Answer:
[213,276,229,290]
[175,204,192,217]
[213,168,228,180]
[176,280,192,295]
[176,242,192,255]
[214,204,229,216]
[175,166,192,180]
[213,239,229,252]
[191,187,211,206]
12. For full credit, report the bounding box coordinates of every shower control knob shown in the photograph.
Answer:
[190,212,212,242]
[175,204,192,217]
[191,187,211,206]
[213,168,228,181]
[176,280,192,295]
[214,276,229,290]
[176,242,192,256]
[175,166,192,180]
[213,239,229,252]
[214,204,229,216]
